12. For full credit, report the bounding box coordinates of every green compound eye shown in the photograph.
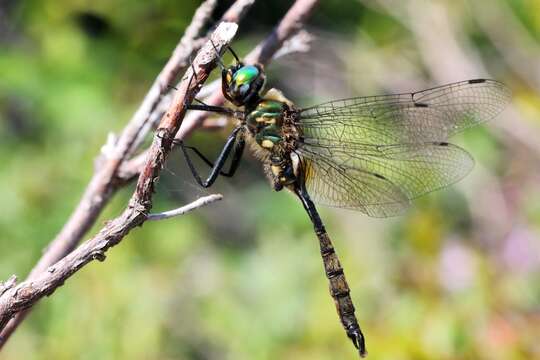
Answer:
[222,63,265,107]
[232,65,259,86]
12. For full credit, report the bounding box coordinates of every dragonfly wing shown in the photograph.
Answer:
[298,142,474,217]
[298,79,510,145]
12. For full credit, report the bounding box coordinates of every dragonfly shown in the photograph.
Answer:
[172,47,510,357]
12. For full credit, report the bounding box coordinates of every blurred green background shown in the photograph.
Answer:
[1,0,540,359]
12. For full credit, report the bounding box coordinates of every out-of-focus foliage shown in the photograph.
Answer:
[1,0,540,359]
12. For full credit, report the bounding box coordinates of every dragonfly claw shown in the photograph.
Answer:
[348,328,367,357]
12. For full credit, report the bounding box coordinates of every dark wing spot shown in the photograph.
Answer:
[374,173,387,180]
[468,79,486,84]
[437,142,450,146]
[414,102,429,108]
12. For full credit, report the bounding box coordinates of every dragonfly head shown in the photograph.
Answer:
[222,63,265,107]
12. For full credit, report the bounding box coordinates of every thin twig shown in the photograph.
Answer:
[0,0,316,345]
[243,0,318,65]
[221,0,256,22]
[126,0,219,157]
[27,0,219,286]
[118,0,319,180]
[116,28,313,176]
[0,0,255,347]
[0,21,238,343]
[147,194,223,221]
[0,277,16,297]
[178,0,319,140]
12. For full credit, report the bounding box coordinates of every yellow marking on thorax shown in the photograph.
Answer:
[261,139,274,149]
[256,117,276,124]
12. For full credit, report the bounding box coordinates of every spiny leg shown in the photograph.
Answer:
[209,35,240,65]
[163,53,245,187]
[175,135,245,177]
[226,45,241,63]
[174,99,244,184]
[176,45,241,116]
[209,38,226,70]
[186,103,241,117]
[175,126,244,188]
[294,184,367,358]
[182,44,244,116]
[174,54,209,109]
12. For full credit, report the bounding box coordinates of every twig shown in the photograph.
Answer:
[0,277,16,297]
[118,0,319,180]
[0,0,255,348]
[126,0,219,157]
[0,0,317,345]
[177,0,318,140]
[273,29,313,59]
[221,0,256,22]
[117,28,313,178]
[127,0,258,156]
[244,0,318,65]
[147,194,223,221]
[27,0,218,288]
[198,30,313,99]
[0,21,238,343]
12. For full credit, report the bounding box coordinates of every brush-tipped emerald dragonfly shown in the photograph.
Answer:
[168,47,510,357]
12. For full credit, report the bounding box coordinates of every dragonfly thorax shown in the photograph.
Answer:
[244,88,299,151]
[246,99,287,149]
[243,89,302,192]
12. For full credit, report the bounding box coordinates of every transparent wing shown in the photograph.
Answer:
[298,142,474,217]
[298,79,510,146]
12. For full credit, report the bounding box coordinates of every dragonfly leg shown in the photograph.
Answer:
[175,126,244,188]
[183,53,243,118]
[177,56,219,109]
[227,45,241,63]
[179,135,245,177]
[186,103,241,118]
[180,59,199,108]
[294,184,367,358]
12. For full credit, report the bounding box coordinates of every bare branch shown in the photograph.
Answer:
[126,0,219,156]
[221,0,257,22]
[198,29,313,99]
[119,0,320,180]
[147,194,223,221]
[0,277,16,297]
[244,0,318,64]
[0,0,256,347]
[178,0,319,140]
[272,29,313,59]
[0,21,238,343]
[28,0,219,284]
[0,0,317,346]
